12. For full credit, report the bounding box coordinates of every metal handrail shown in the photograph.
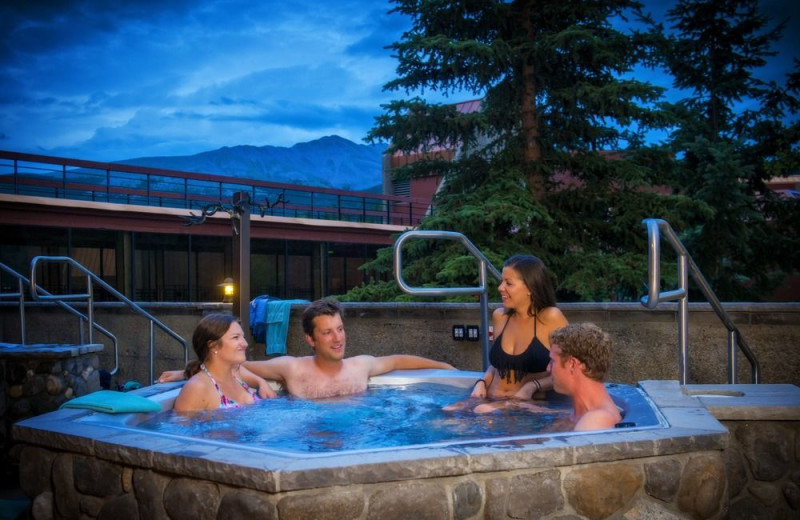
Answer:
[640,218,761,384]
[393,231,502,370]
[1,262,121,374]
[0,262,26,344]
[29,256,188,383]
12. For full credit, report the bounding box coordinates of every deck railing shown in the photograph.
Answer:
[0,150,433,227]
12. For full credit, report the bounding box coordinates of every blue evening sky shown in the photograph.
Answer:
[1,0,797,162]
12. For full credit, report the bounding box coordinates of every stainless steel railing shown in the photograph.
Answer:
[29,256,188,383]
[641,218,761,384]
[393,230,501,370]
[0,262,27,345]
[2,261,123,374]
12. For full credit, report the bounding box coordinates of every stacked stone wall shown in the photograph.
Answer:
[0,345,101,488]
[18,445,727,520]
[723,420,800,519]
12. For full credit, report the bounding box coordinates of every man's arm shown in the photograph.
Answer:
[366,354,456,377]
[242,356,296,384]
[157,369,186,383]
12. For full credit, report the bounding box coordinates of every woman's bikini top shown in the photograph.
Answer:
[489,315,551,383]
[201,364,261,409]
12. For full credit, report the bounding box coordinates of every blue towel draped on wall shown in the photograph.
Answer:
[250,296,308,355]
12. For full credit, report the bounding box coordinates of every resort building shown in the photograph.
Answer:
[0,150,431,302]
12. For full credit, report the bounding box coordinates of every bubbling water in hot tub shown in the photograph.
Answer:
[132,377,661,454]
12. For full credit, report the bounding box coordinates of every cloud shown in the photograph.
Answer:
[0,0,411,159]
[1,0,796,161]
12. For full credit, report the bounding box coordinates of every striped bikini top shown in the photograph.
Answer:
[200,364,261,408]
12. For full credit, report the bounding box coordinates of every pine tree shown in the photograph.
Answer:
[345,0,698,302]
[664,0,800,300]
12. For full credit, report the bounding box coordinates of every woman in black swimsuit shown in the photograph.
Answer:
[445,255,568,412]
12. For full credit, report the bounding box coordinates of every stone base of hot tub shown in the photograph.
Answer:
[12,380,733,520]
[16,445,723,520]
[0,342,103,490]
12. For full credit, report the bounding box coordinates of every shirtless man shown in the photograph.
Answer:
[519,322,621,431]
[471,322,621,431]
[158,299,456,399]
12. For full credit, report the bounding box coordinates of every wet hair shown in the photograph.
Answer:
[549,323,612,382]
[502,254,557,318]
[184,313,239,378]
[302,299,343,336]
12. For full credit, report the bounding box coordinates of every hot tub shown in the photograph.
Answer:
[13,371,730,519]
[75,370,665,456]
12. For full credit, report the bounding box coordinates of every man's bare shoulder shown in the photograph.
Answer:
[574,406,622,432]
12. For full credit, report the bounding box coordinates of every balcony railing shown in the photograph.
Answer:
[0,150,433,227]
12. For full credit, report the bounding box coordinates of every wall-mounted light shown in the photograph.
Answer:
[218,277,235,303]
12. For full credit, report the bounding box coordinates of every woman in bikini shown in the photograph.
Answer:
[174,313,277,412]
[445,254,568,413]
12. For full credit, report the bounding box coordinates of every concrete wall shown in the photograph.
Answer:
[1,302,798,388]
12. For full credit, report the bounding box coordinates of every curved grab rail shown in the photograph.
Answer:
[0,262,27,345]
[1,261,121,373]
[641,218,760,384]
[29,256,189,383]
[393,230,501,370]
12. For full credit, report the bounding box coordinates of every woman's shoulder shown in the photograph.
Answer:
[183,372,212,391]
[174,372,217,411]
[539,306,568,326]
[491,307,509,326]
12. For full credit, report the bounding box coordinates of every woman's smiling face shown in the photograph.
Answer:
[498,265,531,313]
[211,321,249,364]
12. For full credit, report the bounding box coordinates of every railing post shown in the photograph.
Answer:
[149,321,156,386]
[677,253,689,385]
[17,278,26,345]
[728,329,738,383]
[478,259,491,370]
[86,275,94,344]
[232,191,252,345]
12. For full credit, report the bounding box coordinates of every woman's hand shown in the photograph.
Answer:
[470,379,488,398]
[513,380,537,400]
[257,380,278,399]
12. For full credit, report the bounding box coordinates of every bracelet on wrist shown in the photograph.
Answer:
[474,378,487,387]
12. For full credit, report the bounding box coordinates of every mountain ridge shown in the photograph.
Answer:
[115,135,387,192]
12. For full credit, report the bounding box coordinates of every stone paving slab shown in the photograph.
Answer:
[683,383,800,420]
[0,342,104,358]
